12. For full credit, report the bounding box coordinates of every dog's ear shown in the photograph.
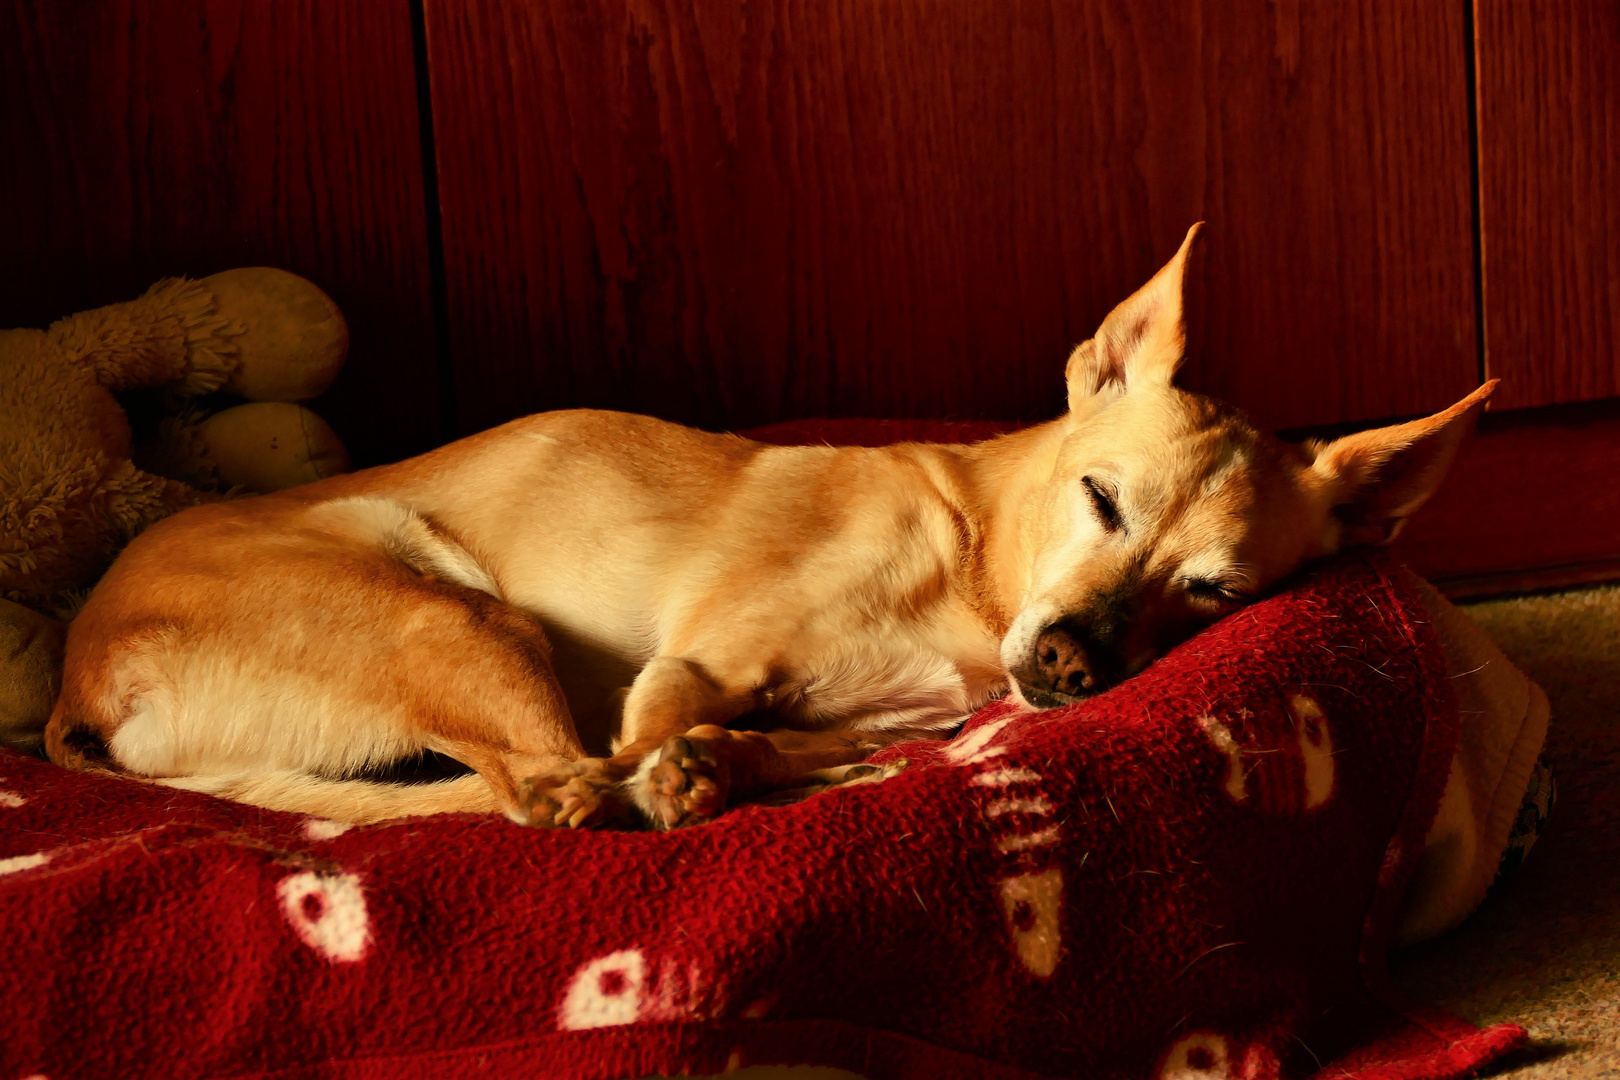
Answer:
[1066,222,1203,418]
[1311,381,1497,548]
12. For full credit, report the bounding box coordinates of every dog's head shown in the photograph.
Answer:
[1003,224,1494,708]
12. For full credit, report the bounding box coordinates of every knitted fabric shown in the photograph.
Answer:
[0,552,1522,1080]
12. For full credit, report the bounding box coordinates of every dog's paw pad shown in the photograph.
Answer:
[645,734,730,830]
[517,764,626,829]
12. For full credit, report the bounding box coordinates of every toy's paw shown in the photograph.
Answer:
[645,734,731,830]
[202,268,349,402]
[516,760,631,829]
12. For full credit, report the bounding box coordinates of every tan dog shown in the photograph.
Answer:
[44,225,1494,830]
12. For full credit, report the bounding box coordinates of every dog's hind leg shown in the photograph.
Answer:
[50,498,590,826]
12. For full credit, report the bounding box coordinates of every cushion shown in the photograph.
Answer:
[0,551,1526,1080]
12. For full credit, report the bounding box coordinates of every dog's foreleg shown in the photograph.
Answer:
[514,655,759,829]
[636,725,912,829]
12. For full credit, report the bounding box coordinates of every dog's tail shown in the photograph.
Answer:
[158,770,504,824]
[308,494,505,600]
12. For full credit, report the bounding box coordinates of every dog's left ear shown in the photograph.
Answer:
[1066,222,1204,418]
[1312,380,1498,548]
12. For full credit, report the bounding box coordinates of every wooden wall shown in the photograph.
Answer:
[423,0,1478,436]
[1475,0,1620,411]
[3,0,1619,594]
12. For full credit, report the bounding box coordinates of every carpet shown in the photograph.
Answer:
[1392,584,1620,1077]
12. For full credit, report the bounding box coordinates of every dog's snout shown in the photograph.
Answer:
[1032,617,1108,698]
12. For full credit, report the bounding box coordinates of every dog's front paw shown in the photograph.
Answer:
[644,734,730,830]
[517,761,632,829]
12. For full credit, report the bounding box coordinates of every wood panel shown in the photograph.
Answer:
[0,0,442,465]
[1475,0,1620,411]
[425,0,1478,436]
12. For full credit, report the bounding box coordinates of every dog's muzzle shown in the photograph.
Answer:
[1010,615,1118,710]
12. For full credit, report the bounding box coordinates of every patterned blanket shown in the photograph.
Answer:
[0,551,1523,1079]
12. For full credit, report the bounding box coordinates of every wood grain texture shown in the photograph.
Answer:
[425,0,1479,435]
[0,0,442,465]
[1475,0,1620,410]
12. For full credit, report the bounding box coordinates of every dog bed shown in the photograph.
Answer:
[0,538,1542,1080]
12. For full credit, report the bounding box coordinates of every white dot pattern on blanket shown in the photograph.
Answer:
[943,716,1015,764]
[0,789,26,808]
[559,949,647,1029]
[999,868,1063,977]
[1198,696,1335,811]
[0,851,50,875]
[1290,694,1335,809]
[1197,714,1251,803]
[277,872,371,963]
[1158,1032,1232,1078]
[1157,1031,1278,1079]
[557,949,715,1029]
[952,713,1067,977]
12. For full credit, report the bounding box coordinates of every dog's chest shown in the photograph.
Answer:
[770,606,1007,734]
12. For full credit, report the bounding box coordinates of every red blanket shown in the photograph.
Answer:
[1,551,1522,1079]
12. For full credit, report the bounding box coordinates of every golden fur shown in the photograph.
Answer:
[44,226,1495,829]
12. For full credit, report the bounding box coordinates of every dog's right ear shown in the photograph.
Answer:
[1066,223,1203,419]
[1310,380,1497,548]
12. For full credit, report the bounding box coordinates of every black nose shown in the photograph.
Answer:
[1023,615,1127,709]
[1033,619,1100,697]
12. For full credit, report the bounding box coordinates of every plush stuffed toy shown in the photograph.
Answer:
[0,268,352,744]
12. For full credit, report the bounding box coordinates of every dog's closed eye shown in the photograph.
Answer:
[1082,476,1122,532]
[1182,578,1248,606]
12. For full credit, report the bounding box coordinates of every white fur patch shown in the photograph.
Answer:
[0,851,50,875]
[0,790,25,808]
[784,647,972,733]
[973,767,1041,787]
[627,751,663,820]
[308,496,502,599]
[103,659,184,777]
[277,872,371,962]
[559,949,647,1030]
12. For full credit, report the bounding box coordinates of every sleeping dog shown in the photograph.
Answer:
[45,225,1494,829]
